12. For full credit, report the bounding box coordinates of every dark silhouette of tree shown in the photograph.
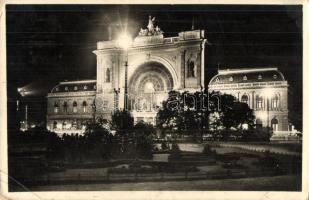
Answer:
[84,119,115,160]
[132,121,156,159]
[157,90,255,141]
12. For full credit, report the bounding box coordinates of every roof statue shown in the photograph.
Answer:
[139,15,163,36]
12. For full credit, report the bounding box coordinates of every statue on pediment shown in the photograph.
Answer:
[138,15,163,36]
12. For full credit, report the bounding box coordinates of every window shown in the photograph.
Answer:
[72,120,77,128]
[273,74,277,79]
[215,77,220,82]
[84,85,88,90]
[82,101,87,113]
[258,74,262,80]
[241,95,249,105]
[55,87,59,92]
[271,118,278,131]
[53,121,57,129]
[106,68,111,82]
[73,101,77,113]
[256,118,263,128]
[256,95,263,109]
[74,86,78,91]
[93,85,96,90]
[62,121,67,129]
[54,102,59,113]
[272,95,279,109]
[187,61,195,78]
[65,86,68,91]
[229,76,233,82]
[63,102,68,113]
[243,76,247,81]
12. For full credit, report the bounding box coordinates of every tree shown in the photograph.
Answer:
[132,121,156,159]
[157,90,211,139]
[211,93,255,131]
[84,119,115,160]
[111,110,134,133]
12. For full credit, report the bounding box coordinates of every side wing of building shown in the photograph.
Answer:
[46,80,96,135]
[208,67,292,137]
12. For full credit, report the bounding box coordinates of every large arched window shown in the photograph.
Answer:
[63,101,68,113]
[271,118,278,131]
[241,94,249,105]
[73,101,77,113]
[271,95,279,109]
[256,95,263,109]
[106,68,111,83]
[187,61,195,78]
[54,102,59,113]
[82,101,87,113]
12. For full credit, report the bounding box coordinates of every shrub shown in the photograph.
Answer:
[161,141,169,151]
[169,143,181,160]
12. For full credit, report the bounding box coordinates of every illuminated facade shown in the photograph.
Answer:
[46,80,96,134]
[46,16,293,137]
[47,16,207,134]
[208,67,291,137]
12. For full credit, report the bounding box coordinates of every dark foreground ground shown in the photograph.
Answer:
[28,174,301,191]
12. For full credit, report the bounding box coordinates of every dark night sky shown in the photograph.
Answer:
[6,4,302,123]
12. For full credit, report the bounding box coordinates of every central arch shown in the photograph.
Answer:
[128,61,174,124]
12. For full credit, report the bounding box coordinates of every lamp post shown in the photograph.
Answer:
[117,33,132,111]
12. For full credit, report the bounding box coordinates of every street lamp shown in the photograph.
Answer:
[117,32,133,111]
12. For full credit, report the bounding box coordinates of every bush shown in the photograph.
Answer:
[203,144,213,155]
[161,141,169,151]
[241,128,272,142]
[168,143,181,160]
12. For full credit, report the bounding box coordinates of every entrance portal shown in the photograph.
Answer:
[128,61,174,124]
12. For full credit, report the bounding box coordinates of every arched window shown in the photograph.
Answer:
[243,76,247,81]
[53,121,57,129]
[271,118,278,131]
[241,94,249,105]
[187,61,195,78]
[54,102,59,113]
[63,101,68,113]
[272,95,279,109]
[82,101,87,113]
[256,95,263,109]
[73,101,77,113]
[229,76,233,82]
[74,86,78,91]
[106,68,111,82]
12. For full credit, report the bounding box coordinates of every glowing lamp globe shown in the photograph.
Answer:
[117,33,132,50]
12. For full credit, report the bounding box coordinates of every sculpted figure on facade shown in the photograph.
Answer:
[139,15,163,36]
